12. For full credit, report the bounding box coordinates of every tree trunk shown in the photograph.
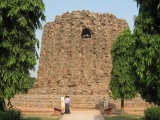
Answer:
[121,98,124,114]
[0,99,5,112]
[158,100,160,107]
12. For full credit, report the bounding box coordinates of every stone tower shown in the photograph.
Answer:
[32,10,128,108]
[12,11,135,109]
[34,10,127,94]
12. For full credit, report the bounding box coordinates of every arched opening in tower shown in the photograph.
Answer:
[81,28,91,39]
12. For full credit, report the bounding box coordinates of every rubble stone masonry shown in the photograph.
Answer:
[34,10,127,95]
[11,11,149,109]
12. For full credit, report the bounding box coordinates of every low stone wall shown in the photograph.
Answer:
[11,94,149,109]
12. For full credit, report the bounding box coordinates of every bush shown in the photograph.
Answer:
[0,108,22,120]
[144,107,160,120]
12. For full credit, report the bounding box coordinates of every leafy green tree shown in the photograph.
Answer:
[29,76,36,89]
[133,0,160,106]
[0,0,45,111]
[110,28,137,114]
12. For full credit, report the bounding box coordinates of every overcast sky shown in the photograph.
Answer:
[31,0,139,77]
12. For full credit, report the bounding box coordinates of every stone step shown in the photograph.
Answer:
[10,94,105,109]
[10,94,149,109]
[20,107,54,114]
[71,104,95,108]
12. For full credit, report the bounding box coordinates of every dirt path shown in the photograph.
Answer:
[59,109,104,120]
[17,107,145,120]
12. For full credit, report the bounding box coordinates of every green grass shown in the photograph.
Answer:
[22,114,61,120]
[104,114,144,120]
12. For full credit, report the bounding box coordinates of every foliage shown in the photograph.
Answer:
[133,33,160,105]
[0,108,22,120]
[0,0,45,111]
[22,114,60,120]
[110,28,137,100]
[110,28,137,114]
[133,0,160,105]
[29,77,36,89]
[144,107,160,120]
[134,0,160,34]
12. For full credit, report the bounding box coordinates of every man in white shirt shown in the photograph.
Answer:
[65,96,70,114]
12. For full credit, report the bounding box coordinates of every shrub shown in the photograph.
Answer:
[0,108,22,120]
[144,107,160,120]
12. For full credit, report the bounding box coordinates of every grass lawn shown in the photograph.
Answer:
[104,114,144,120]
[22,114,61,120]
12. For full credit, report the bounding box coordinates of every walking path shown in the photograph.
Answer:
[59,109,104,120]
[17,106,145,120]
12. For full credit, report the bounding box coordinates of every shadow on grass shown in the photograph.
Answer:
[22,114,60,120]
[22,117,41,120]
[104,115,144,120]
[104,108,144,120]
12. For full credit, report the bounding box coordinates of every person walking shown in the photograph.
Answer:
[65,96,70,114]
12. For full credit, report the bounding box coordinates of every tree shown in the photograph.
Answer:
[29,76,36,89]
[0,0,45,111]
[110,28,137,114]
[133,0,160,106]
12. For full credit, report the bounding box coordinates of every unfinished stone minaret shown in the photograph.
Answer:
[32,10,128,108]
[12,11,137,108]
[34,11,127,95]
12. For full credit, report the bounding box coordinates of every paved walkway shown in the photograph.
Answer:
[59,109,104,120]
